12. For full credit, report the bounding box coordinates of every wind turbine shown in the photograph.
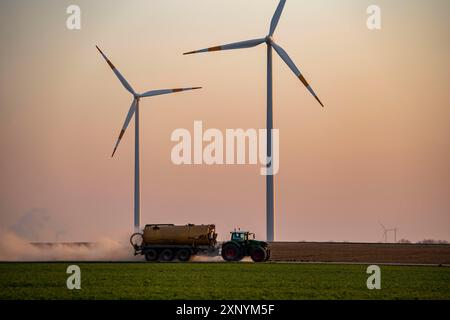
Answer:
[96,45,201,232]
[393,227,398,243]
[389,227,398,243]
[378,221,398,243]
[379,221,388,243]
[183,0,324,241]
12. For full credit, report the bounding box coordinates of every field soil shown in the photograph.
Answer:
[269,242,450,264]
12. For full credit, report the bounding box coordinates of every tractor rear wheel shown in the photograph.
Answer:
[250,246,267,263]
[177,249,191,262]
[222,243,241,262]
[144,249,159,262]
[160,249,175,262]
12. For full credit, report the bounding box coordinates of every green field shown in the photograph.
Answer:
[0,262,449,300]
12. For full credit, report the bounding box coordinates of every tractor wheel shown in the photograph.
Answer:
[250,246,267,263]
[177,249,192,262]
[144,249,158,262]
[160,249,175,262]
[221,243,241,262]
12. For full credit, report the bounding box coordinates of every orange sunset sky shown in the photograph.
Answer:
[0,0,449,243]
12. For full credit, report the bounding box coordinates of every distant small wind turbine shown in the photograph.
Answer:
[96,45,201,232]
[378,221,398,243]
[184,0,324,241]
[391,227,398,243]
[379,221,388,243]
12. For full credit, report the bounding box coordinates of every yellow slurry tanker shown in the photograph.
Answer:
[130,224,270,262]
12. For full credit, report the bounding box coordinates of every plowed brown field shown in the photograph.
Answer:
[269,242,450,265]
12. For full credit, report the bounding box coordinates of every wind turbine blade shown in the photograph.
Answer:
[111,99,137,157]
[140,87,202,98]
[183,38,265,55]
[96,45,135,95]
[378,221,387,231]
[272,42,324,107]
[269,0,287,36]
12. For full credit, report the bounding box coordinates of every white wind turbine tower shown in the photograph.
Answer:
[96,46,201,232]
[184,0,324,241]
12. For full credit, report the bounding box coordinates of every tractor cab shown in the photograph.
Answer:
[230,231,255,242]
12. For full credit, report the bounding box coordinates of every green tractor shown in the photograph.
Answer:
[221,231,271,262]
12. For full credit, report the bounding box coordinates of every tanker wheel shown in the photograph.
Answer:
[160,249,175,262]
[144,249,158,262]
[250,246,267,263]
[221,243,241,262]
[177,249,191,262]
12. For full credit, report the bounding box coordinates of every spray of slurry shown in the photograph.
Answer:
[0,229,139,261]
